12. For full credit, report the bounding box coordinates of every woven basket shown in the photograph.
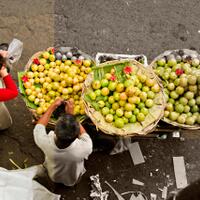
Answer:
[83,59,166,136]
[150,49,200,130]
[19,47,94,125]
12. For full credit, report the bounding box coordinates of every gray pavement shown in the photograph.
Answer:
[0,0,200,199]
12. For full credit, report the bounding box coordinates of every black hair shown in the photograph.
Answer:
[0,54,5,70]
[54,114,80,149]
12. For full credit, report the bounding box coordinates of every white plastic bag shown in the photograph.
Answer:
[7,38,23,64]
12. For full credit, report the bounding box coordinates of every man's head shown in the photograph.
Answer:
[55,114,80,148]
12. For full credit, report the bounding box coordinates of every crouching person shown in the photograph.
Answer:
[33,98,93,186]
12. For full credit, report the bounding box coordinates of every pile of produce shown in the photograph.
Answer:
[83,60,165,136]
[152,49,200,129]
[18,47,94,122]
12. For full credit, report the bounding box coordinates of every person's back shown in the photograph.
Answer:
[33,100,93,186]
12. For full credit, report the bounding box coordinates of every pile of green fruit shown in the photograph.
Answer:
[18,47,93,119]
[83,60,165,136]
[153,49,200,128]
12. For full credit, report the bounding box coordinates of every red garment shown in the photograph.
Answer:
[0,74,18,101]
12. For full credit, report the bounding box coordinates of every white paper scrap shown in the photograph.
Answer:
[173,157,188,189]
[128,142,145,165]
[132,178,144,186]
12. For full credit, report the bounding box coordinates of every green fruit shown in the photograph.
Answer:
[124,103,133,111]
[188,99,196,107]
[124,79,135,87]
[124,111,133,119]
[188,75,197,85]
[119,100,126,107]
[174,78,180,86]
[175,86,184,95]
[184,91,194,100]
[112,102,120,110]
[141,107,149,116]
[196,96,200,105]
[164,110,170,118]
[108,96,115,104]
[102,107,110,116]
[177,114,186,124]
[138,102,145,109]
[184,105,190,113]
[134,108,140,115]
[122,117,129,124]
[179,97,188,106]
[101,79,109,87]
[139,92,148,102]
[147,91,155,99]
[137,113,145,122]
[105,102,112,109]
[166,103,174,112]
[175,104,184,113]
[109,109,115,115]
[162,72,170,80]
[191,105,199,113]
[88,91,96,100]
[169,72,177,80]
[157,58,166,66]
[105,114,114,123]
[114,118,125,128]
[129,115,137,123]
[169,112,179,121]
[116,108,124,117]
[98,100,105,108]
[168,83,175,91]
[145,99,154,108]
[92,80,101,89]
[168,58,177,66]
[170,91,179,99]
[151,84,160,93]
[179,77,188,87]
[168,98,175,104]
[186,117,195,125]
[108,81,117,91]
[95,89,101,96]
[138,74,147,83]
[113,92,120,101]
[142,86,150,93]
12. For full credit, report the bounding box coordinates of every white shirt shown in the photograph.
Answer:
[33,124,93,186]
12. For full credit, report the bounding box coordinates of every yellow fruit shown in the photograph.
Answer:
[36,107,44,115]
[43,82,49,89]
[85,67,92,74]
[73,77,79,85]
[34,77,40,84]
[60,80,67,87]
[39,58,47,65]
[34,98,40,105]
[27,72,34,79]
[31,64,38,72]
[56,60,62,66]
[30,85,36,91]
[29,79,34,84]
[42,51,50,59]
[44,95,51,102]
[80,109,85,115]
[83,59,92,67]
[62,88,68,95]
[34,71,39,77]
[49,55,56,62]
[65,60,72,66]
[24,82,32,89]
[45,77,52,83]
[58,86,64,93]
[41,88,47,94]
[28,95,36,102]
[25,88,32,95]
[40,78,45,84]
[50,62,56,68]
[35,88,41,93]
[38,72,45,78]
[38,65,45,72]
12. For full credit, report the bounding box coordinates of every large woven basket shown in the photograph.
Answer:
[18,47,94,125]
[150,49,200,130]
[83,59,166,136]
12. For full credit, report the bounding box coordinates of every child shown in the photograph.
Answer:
[33,98,93,186]
[0,51,18,130]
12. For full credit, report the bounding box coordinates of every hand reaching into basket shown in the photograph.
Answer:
[65,99,74,115]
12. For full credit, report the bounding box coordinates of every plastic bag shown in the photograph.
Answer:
[7,38,23,64]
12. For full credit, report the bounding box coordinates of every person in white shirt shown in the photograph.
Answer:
[33,98,93,186]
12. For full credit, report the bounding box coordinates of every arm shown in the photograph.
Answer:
[0,65,18,102]
[37,98,64,126]
[65,99,86,135]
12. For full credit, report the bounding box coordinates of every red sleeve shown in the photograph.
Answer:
[0,74,18,101]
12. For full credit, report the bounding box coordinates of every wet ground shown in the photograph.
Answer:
[0,0,200,199]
